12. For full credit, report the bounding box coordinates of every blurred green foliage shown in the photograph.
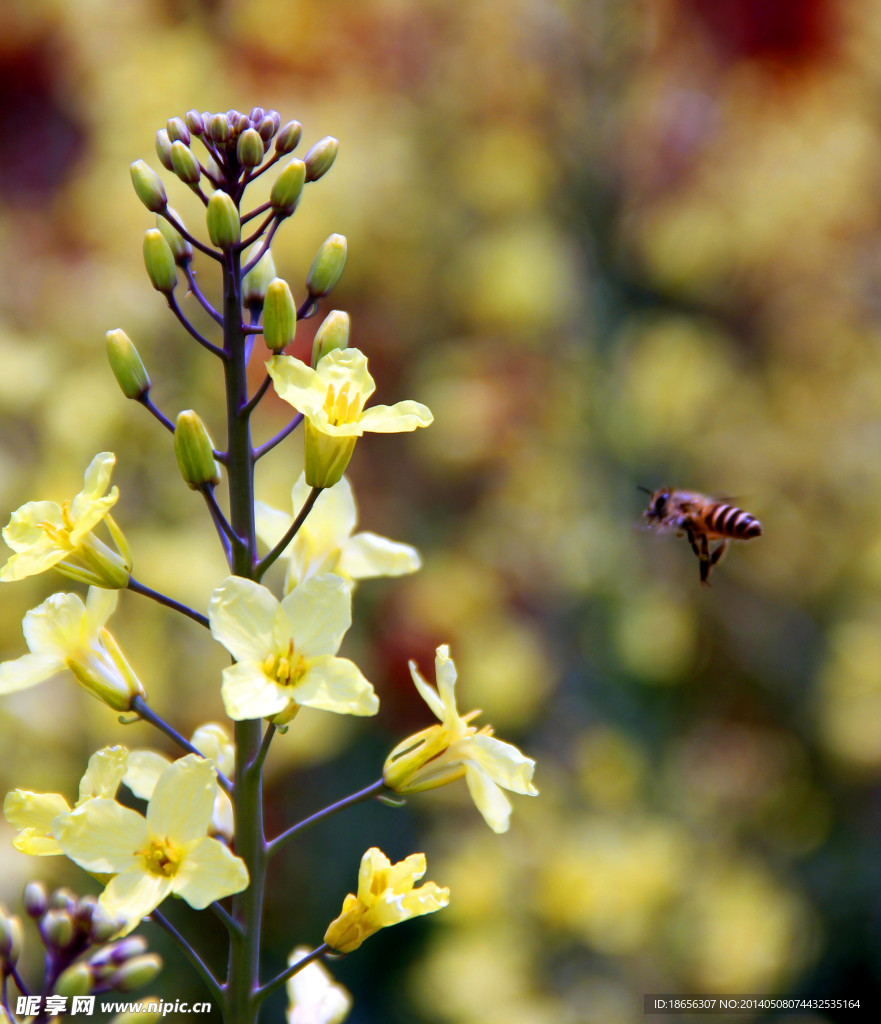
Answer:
[2,0,880,1021]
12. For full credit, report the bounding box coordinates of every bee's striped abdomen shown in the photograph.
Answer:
[703,503,762,539]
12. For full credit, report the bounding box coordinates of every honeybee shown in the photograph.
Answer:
[640,487,762,585]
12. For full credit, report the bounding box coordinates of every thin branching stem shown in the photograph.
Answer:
[138,394,176,433]
[241,199,272,226]
[184,264,224,324]
[167,294,225,358]
[150,910,224,1005]
[297,296,318,320]
[267,780,387,857]
[254,413,304,460]
[161,208,222,261]
[127,576,210,629]
[248,723,276,780]
[255,944,332,1005]
[211,901,244,939]
[241,211,275,251]
[242,218,281,276]
[255,487,322,580]
[203,484,239,544]
[241,374,272,418]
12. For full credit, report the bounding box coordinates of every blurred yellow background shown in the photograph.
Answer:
[2,0,879,1021]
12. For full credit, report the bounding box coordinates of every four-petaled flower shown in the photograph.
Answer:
[267,348,433,487]
[383,645,538,833]
[1,452,131,588]
[286,947,352,1024]
[54,754,248,934]
[0,588,145,711]
[4,745,128,856]
[256,473,421,593]
[208,574,378,723]
[324,847,449,953]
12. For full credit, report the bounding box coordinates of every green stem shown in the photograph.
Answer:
[255,943,332,1005]
[150,910,224,1006]
[221,242,267,1024]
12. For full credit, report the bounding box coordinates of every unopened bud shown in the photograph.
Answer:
[48,888,76,912]
[170,140,201,185]
[143,229,177,293]
[185,109,205,136]
[130,160,167,213]
[206,191,241,249]
[312,310,350,366]
[74,895,98,927]
[258,113,279,143]
[233,112,250,135]
[89,906,122,944]
[0,909,23,965]
[237,127,265,168]
[158,208,193,265]
[243,249,276,306]
[23,881,48,918]
[263,278,296,352]
[42,908,75,950]
[204,154,224,187]
[154,130,174,171]
[208,113,232,145]
[174,411,221,489]
[106,329,151,399]
[91,936,148,971]
[112,954,163,992]
[249,106,266,124]
[270,159,306,216]
[304,136,339,181]
[275,120,302,154]
[166,117,190,145]
[54,962,93,998]
[306,234,347,298]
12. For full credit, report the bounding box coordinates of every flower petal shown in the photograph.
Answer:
[408,659,445,722]
[433,646,459,726]
[315,348,376,402]
[357,401,433,433]
[266,356,326,418]
[221,661,289,721]
[85,586,119,631]
[4,790,71,833]
[209,576,278,662]
[463,763,513,834]
[100,866,173,934]
[0,652,64,694]
[78,745,129,802]
[2,501,64,553]
[293,656,379,717]
[22,592,89,656]
[254,500,291,551]
[281,574,352,656]
[338,532,421,580]
[466,733,539,795]
[55,798,147,872]
[146,755,215,844]
[173,836,249,908]
[124,750,171,801]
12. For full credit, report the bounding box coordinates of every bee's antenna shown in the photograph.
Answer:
[636,485,653,496]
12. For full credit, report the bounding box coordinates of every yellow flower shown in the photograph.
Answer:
[0,588,145,711]
[54,755,248,934]
[286,947,351,1024]
[4,746,128,856]
[256,473,421,593]
[383,645,538,833]
[1,452,131,588]
[267,348,433,487]
[324,848,449,953]
[124,723,234,842]
[208,574,378,722]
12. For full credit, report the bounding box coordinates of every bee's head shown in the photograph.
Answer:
[639,486,669,523]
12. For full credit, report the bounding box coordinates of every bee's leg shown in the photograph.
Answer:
[698,533,712,586]
[684,526,702,561]
[710,539,729,568]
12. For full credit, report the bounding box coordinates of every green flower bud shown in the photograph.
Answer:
[306,233,347,298]
[304,136,339,181]
[154,129,174,171]
[174,410,221,490]
[112,954,163,992]
[0,908,23,965]
[166,117,190,145]
[170,140,201,185]
[243,249,276,306]
[237,127,265,168]
[312,310,350,366]
[158,207,193,265]
[143,229,177,294]
[23,881,48,918]
[206,191,241,249]
[106,329,151,399]
[67,623,145,711]
[42,908,75,950]
[263,278,296,352]
[270,159,306,216]
[208,113,232,145]
[54,962,93,998]
[185,109,205,136]
[275,119,302,154]
[130,160,167,213]
[109,999,162,1024]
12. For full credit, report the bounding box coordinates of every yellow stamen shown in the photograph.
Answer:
[139,837,181,877]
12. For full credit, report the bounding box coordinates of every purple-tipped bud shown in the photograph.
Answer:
[154,129,174,171]
[48,888,76,913]
[166,117,190,145]
[275,120,302,154]
[304,136,339,182]
[23,881,48,918]
[42,908,75,950]
[185,109,205,136]
[257,115,276,144]
[249,106,265,124]
[237,128,265,168]
[90,936,149,971]
[130,160,167,213]
[208,113,232,145]
[170,141,201,185]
